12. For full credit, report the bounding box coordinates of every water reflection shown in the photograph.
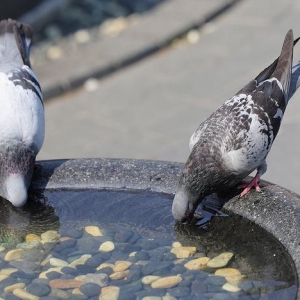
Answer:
[0,192,59,243]
[0,189,296,299]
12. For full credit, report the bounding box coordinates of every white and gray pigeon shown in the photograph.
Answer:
[172,29,300,223]
[0,19,44,207]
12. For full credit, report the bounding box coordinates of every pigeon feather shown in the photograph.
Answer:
[0,19,44,207]
[173,29,299,222]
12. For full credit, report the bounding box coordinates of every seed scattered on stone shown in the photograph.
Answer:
[39,267,63,279]
[222,282,241,292]
[13,288,39,300]
[214,268,241,277]
[151,276,182,289]
[84,226,103,237]
[99,285,120,300]
[0,268,18,275]
[50,257,69,267]
[172,242,182,248]
[171,246,197,258]
[207,252,234,268]
[72,287,84,295]
[25,234,41,243]
[41,230,59,242]
[225,274,246,286]
[162,295,177,300]
[142,275,161,285]
[69,254,92,267]
[109,270,130,280]
[184,257,210,270]
[5,249,24,261]
[40,254,52,267]
[97,263,114,271]
[99,241,115,252]
[0,275,8,282]
[113,261,132,272]
[59,236,72,242]
[4,283,26,293]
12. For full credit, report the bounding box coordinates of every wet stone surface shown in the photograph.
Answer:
[0,189,296,299]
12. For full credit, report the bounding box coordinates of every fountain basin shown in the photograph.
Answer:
[0,158,299,299]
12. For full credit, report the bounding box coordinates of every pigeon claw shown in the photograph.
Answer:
[238,174,261,197]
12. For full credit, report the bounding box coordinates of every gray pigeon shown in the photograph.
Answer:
[0,19,44,207]
[172,29,300,223]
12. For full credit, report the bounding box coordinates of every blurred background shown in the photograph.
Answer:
[3,0,300,193]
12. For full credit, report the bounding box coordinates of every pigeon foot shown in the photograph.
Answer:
[194,204,228,226]
[238,174,261,197]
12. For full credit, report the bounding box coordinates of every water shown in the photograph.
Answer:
[0,189,297,299]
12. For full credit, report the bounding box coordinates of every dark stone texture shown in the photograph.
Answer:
[118,292,136,300]
[205,276,227,287]
[115,243,141,254]
[53,238,77,252]
[134,250,150,261]
[46,271,61,280]
[191,281,208,295]
[126,268,141,282]
[26,283,51,296]
[136,239,159,251]
[61,266,79,276]
[171,264,187,275]
[76,237,101,253]
[3,294,22,300]
[168,286,191,297]
[141,261,172,275]
[79,283,101,297]
[85,255,103,268]
[120,283,143,294]
[0,278,20,290]
[96,267,113,276]
[136,289,166,299]
[114,230,134,243]
[76,264,96,274]
[60,228,83,239]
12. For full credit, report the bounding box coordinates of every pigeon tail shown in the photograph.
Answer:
[0,19,33,73]
[269,29,294,101]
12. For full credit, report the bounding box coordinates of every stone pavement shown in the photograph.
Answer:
[34,0,300,194]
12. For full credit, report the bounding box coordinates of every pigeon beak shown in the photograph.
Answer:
[183,209,194,223]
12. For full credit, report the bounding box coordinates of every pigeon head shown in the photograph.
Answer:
[5,173,28,207]
[172,144,220,222]
[172,186,197,222]
[172,162,208,222]
[0,142,36,207]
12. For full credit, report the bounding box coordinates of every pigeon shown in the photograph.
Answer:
[0,19,44,207]
[172,29,300,223]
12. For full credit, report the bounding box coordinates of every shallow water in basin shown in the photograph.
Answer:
[0,189,297,299]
